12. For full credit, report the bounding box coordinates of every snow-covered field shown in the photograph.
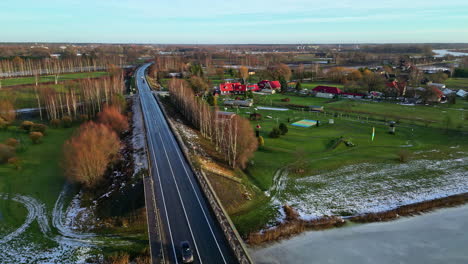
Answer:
[267,152,468,221]
[0,185,99,264]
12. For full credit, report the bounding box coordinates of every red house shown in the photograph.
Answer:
[258,80,281,90]
[220,82,260,94]
[247,84,260,92]
[220,82,241,94]
[385,81,407,96]
[312,86,342,94]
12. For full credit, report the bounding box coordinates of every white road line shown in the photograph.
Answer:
[157,132,204,264]
[149,79,227,263]
[164,118,228,264]
[138,73,179,264]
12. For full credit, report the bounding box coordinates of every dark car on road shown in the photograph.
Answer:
[180,240,194,263]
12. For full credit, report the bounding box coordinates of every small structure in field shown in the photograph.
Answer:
[309,105,324,112]
[223,99,253,107]
[216,111,236,120]
[291,119,318,128]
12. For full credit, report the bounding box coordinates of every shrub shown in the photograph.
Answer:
[279,123,288,135]
[249,113,262,121]
[63,122,121,188]
[8,157,21,170]
[50,119,61,128]
[0,143,15,164]
[269,127,281,138]
[97,105,129,134]
[105,252,130,264]
[31,123,48,134]
[0,117,8,130]
[29,132,44,144]
[78,114,89,122]
[397,149,411,163]
[62,116,73,128]
[258,136,265,147]
[20,121,34,132]
[0,99,15,123]
[4,138,19,148]
[283,205,300,221]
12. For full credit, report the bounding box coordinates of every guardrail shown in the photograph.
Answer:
[152,92,254,264]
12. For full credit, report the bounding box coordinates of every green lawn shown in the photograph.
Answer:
[0,71,109,87]
[0,125,74,240]
[445,78,468,90]
[245,93,468,129]
[224,97,468,234]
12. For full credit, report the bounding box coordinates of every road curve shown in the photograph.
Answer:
[136,64,238,264]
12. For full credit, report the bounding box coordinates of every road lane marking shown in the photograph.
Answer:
[148,78,227,263]
[138,69,179,264]
[157,132,203,264]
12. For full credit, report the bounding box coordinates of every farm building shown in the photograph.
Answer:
[427,82,446,89]
[258,80,281,90]
[385,80,407,96]
[342,92,366,99]
[312,86,342,94]
[219,82,260,94]
[315,92,334,98]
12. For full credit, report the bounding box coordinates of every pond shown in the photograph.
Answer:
[251,204,468,264]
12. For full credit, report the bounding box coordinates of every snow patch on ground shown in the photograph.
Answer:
[132,96,149,175]
[267,155,468,221]
[0,194,49,244]
[0,184,99,263]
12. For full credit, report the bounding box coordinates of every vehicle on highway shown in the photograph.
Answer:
[180,241,194,263]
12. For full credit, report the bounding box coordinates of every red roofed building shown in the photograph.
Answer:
[247,84,260,92]
[385,80,407,96]
[220,82,241,94]
[312,86,342,94]
[220,82,260,94]
[258,80,281,90]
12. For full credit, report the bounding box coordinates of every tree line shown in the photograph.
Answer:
[0,56,123,79]
[168,79,257,169]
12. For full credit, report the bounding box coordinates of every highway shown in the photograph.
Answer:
[136,64,238,264]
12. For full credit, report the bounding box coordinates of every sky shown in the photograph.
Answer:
[1,0,468,44]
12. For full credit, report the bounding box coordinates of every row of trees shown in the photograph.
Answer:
[168,79,257,169]
[39,73,125,120]
[0,56,123,79]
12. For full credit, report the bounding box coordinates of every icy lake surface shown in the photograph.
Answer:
[251,204,468,264]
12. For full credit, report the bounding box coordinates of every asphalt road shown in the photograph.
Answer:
[136,64,238,264]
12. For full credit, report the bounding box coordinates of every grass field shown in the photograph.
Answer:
[0,123,148,262]
[445,77,468,90]
[0,71,109,87]
[247,93,468,130]
[222,95,468,235]
[0,71,109,109]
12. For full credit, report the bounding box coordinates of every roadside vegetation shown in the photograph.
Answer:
[0,64,149,263]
